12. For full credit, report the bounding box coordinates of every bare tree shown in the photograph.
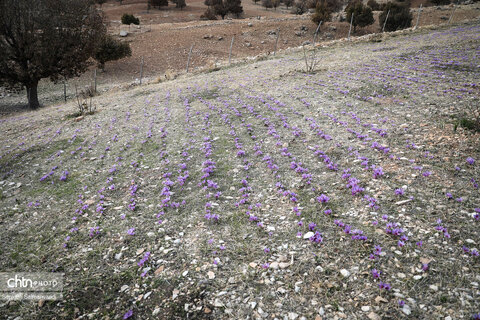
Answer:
[0,0,105,109]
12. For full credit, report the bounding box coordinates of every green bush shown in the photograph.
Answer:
[345,0,375,33]
[429,0,450,5]
[367,0,380,10]
[312,1,331,24]
[379,2,412,32]
[94,35,132,70]
[121,13,140,25]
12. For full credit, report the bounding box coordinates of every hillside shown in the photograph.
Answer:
[0,20,479,319]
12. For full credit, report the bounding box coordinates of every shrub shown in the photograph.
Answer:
[292,0,307,14]
[283,0,294,8]
[121,14,140,25]
[226,0,243,16]
[367,0,380,10]
[345,0,374,33]
[150,0,168,7]
[312,1,332,23]
[429,0,450,5]
[379,2,412,32]
[171,0,186,9]
[94,35,132,70]
[201,7,218,19]
[262,0,273,9]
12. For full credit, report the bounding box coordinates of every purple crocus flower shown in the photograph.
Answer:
[466,157,475,165]
[123,310,133,319]
[317,194,330,203]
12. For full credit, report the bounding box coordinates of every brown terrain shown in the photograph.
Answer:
[99,0,480,82]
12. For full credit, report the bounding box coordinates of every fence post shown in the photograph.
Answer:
[348,13,354,40]
[313,20,322,44]
[186,43,194,73]
[382,9,390,33]
[140,56,144,84]
[448,5,456,24]
[229,36,234,65]
[94,68,97,93]
[274,28,280,56]
[414,4,422,30]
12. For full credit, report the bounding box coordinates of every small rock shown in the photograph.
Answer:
[368,312,381,320]
[413,275,422,280]
[402,305,411,315]
[245,42,252,47]
[207,271,215,279]
[214,298,223,307]
[120,285,129,293]
[288,312,299,320]
[429,285,438,291]
[340,269,350,278]
[172,289,179,299]
[154,265,164,276]
[152,307,160,316]
[204,307,212,314]
[279,262,290,269]
[361,306,370,312]
[247,22,253,27]
[375,296,388,303]
[270,262,279,270]
[303,232,314,239]
[119,30,128,37]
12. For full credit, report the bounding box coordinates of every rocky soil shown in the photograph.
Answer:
[0,19,479,320]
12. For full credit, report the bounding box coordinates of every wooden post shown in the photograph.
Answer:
[140,56,144,84]
[94,68,97,93]
[186,44,194,73]
[414,4,422,30]
[448,5,456,24]
[382,9,390,33]
[229,36,234,65]
[313,20,322,44]
[274,28,280,56]
[348,13,354,40]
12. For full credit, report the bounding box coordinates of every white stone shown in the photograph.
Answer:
[303,232,314,239]
[119,30,128,37]
[340,269,351,278]
[429,285,438,291]
[288,312,299,320]
[413,275,422,280]
[361,306,370,312]
[402,305,411,315]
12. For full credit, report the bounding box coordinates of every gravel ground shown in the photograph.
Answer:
[0,20,479,320]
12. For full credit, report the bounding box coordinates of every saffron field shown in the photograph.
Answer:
[0,22,479,319]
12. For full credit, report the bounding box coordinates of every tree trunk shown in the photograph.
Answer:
[26,81,40,109]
